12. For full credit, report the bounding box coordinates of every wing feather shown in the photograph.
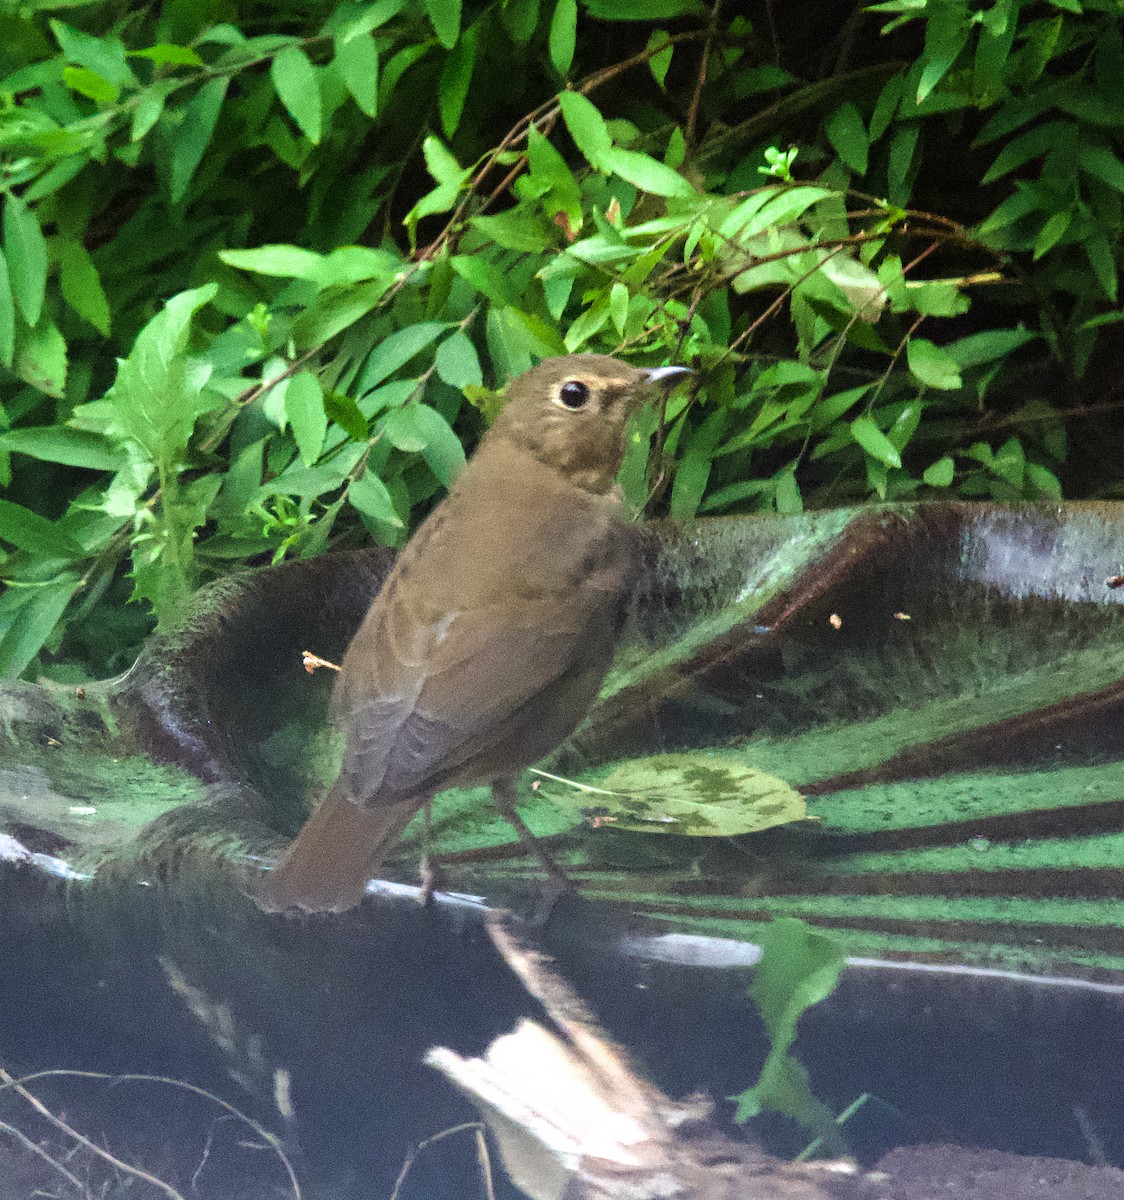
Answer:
[338,589,621,806]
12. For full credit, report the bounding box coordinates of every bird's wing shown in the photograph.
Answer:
[335,581,624,807]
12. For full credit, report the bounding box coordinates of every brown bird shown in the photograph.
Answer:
[260,354,690,913]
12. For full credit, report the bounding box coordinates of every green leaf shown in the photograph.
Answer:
[339,0,410,39]
[501,0,540,43]
[945,326,1035,368]
[991,434,1025,486]
[850,416,902,468]
[1084,230,1118,302]
[721,186,833,241]
[271,46,322,143]
[583,0,704,15]
[379,42,433,110]
[384,403,465,485]
[472,208,551,253]
[545,753,805,836]
[671,410,726,518]
[50,19,137,88]
[220,244,325,278]
[0,575,82,680]
[601,147,694,197]
[308,247,399,288]
[647,29,673,88]
[748,916,846,1057]
[261,464,343,499]
[0,248,13,367]
[907,337,963,390]
[563,301,609,351]
[132,85,169,141]
[664,124,685,169]
[886,400,923,452]
[558,90,613,170]
[869,74,903,143]
[423,0,461,48]
[350,467,403,526]
[357,322,452,395]
[731,917,846,1150]
[58,238,111,335]
[824,101,868,174]
[324,393,368,441]
[1033,209,1070,260]
[886,123,918,203]
[335,31,379,117]
[0,499,84,558]
[527,126,583,227]
[422,135,468,186]
[168,76,228,204]
[550,0,577,76]
[923,455,955,487]
[916,2,969,103]
[439,23,477,136]
[105,284,218,461]
[811,385,870,430]
[284,371,327,464]
[1080,142,1124,193]
[128,43,204,67]
[291,277,393,347]
[506,308,567,357]
[435,331,483,388]
[487,306,535,378]
[15,316,67,399]
[381,405,427,451]
[63,66,120,104]
[982,121,1071,183]
[0,426,127,471]
[451,254,517,306]
[3,194,48,328]
[610,281,628,335]
[1026,462,1062,499]
[906,280,968,317]
[775,467,802,515]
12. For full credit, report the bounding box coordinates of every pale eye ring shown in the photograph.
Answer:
[556,380,590,410]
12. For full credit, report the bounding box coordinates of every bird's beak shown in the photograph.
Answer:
[641,365,693,389]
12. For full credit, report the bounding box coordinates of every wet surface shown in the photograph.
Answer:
[7,502,1124,1195]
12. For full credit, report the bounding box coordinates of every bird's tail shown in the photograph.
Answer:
[257,780,421,914]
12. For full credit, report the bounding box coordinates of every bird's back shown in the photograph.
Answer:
[332,435,638,807]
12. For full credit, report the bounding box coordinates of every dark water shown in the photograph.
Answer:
[4,872,1124,1200]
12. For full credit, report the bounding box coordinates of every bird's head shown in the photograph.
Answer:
[490,354,691,494]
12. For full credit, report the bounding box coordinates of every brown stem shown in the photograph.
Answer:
[686,0,723,150]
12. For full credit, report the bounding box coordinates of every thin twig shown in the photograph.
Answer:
[420,32,702,265]
[474,1125,496,1200]
[686,0,723,150]
[0,1067,186,1200]
[0,1069,300,1200]
[0,1116,87,1195]
[388,1122,489,1200]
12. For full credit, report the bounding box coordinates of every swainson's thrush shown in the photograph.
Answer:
[260,354,690,913]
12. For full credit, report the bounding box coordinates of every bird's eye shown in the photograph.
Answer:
[556,380,591,410]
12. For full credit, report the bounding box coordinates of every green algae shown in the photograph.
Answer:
[809,760,1124,832]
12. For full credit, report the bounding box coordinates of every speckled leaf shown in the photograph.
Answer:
[553,753,806,836]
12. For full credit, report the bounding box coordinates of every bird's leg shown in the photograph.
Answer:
[418,797,438,906]
[493,778,576,894]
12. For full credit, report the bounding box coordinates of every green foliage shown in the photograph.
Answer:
[732,917,848,1154]
[0,0,1114,677]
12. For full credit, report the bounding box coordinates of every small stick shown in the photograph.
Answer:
[302,651,340,674]
[0,1067,186,1200]
[0,1116,86,1193]
[388,1122,491,1200]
